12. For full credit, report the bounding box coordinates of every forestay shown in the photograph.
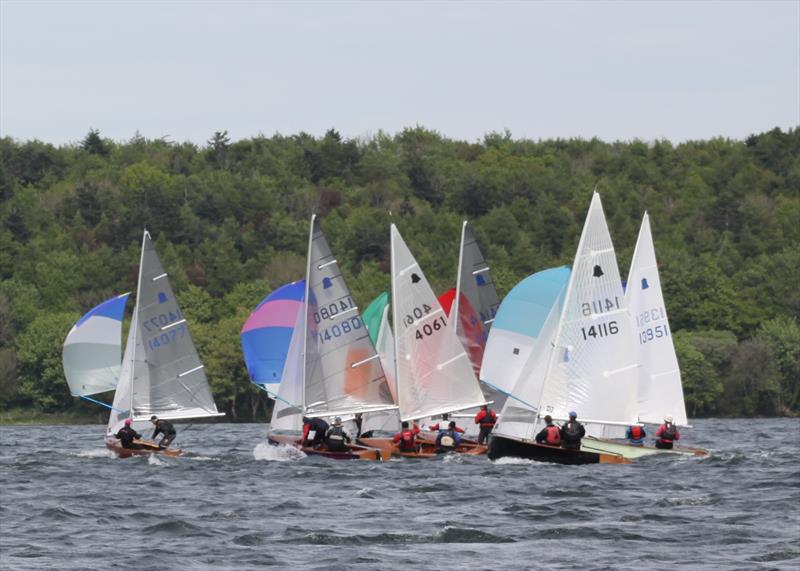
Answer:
[241,280,305,396]
[107,231,222,434]
[63,293,130,397]
[390,224,487,421]
[625,212,687,426]
[302,215,396,418]
[536,192,638,433]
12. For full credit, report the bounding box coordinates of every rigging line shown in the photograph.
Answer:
[80,395,127,413]
[479,380,538,410]
[254,384,300,409]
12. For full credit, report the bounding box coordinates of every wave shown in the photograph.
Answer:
[253,442,304,461]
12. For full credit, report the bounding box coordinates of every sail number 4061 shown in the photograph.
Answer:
[415,316,446,340]
[580,321,619,340]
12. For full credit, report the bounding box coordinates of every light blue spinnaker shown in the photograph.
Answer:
[62,293,130,397]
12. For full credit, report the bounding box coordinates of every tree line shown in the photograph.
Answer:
[0,126,798,421]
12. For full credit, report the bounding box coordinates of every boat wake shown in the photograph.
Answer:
[253,442,304,461]
[147,454,166,467]
[73,448,115,459]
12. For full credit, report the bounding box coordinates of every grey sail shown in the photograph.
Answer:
[124,231,221,426]
[302,215,397,418]
[457,221,501,336]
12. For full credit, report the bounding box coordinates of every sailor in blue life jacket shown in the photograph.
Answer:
[535,415,562,446]
[324,417,352,452]
[626,424,647,446]
[560,411,586,450]
[150,416,176,449]
[301,416,329,448]
[655,416,680,449]
[435,421,462,453]
[115,418,143,449]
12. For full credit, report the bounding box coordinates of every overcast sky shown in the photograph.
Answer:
[1,0,798,146]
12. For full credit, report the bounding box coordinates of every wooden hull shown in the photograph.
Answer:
[105,439,182,459]
[268,433,391,461]
[581,436,710,459]
[487,435,629,465]
[358,435,488,459]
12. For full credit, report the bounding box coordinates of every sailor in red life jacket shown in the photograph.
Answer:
[474,405,497,445]
[428,413,465,434]
[655,416,680,449]
[392,421,421,452]
[534,415,561,446]
[626,424,647,446]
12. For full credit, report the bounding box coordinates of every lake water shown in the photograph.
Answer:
[0,419,798,570]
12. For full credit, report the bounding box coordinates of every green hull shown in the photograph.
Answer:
[580,437,706,459]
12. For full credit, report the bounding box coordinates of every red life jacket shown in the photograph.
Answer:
[630,425,644,440]
[545,425,561,445]
[479,410,496,427]
[399,429,416,451]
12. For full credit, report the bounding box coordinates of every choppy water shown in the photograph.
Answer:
[0,419,798,570]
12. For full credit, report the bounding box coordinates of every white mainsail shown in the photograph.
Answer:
[534,192,639,434]
[625,212,688,426]
[390,224,487,421]
[302,215,396,418]
[63,293,130,397]
[107,231,223,435]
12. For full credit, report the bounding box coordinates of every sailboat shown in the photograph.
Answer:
[488,192,638,464]
[265,215,397,461]
[579,212,708,459]
[384,223,489,455]
[64,230,224,457]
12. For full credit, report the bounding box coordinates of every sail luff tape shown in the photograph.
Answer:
[472,267,490,275]
[161,319,187,331]
[333,306,358,319]
[178,364,204,378]
[317,259,337,270]
[602,363,638,378]
[152,273,168,281]
[350,354,380,368]
[436,352,466,371]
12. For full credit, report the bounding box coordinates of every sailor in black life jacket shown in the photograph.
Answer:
[301,416,330,448]
[560,411,586,450]
[150,416,176,449]
[626,424,647,446]
[474,405,497,445]
[435,421,462,453]
[655,416,680,449]
[324,417,352,452]
[535,415,561,446]
[115,418,142,449]
[392,421,421,452]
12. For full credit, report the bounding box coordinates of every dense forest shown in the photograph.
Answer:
[0,127,798,422]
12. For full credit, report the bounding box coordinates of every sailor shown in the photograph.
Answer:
[301,416,329,448]
[429,413,465,434]
[626,424,647,446]
[392,421,421,452]
[150,416,176,449]
[560,411,585,450]
[655,416,680,449]
[115,418,142,449]
[353,413,364,439]
[435,420,462,453]
[474,405,497,445]
[535,415,561,446]
[324,417,352,452]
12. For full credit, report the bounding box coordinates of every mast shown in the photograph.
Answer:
[129,230,148,418]
[452,220,467,337]
[390,224,403,418]
[301,214,315,413]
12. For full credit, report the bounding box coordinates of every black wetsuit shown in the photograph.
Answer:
[303,418,329,447]
[152,419,176,448]
[116,426,142,449]
[560,420,586,450]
